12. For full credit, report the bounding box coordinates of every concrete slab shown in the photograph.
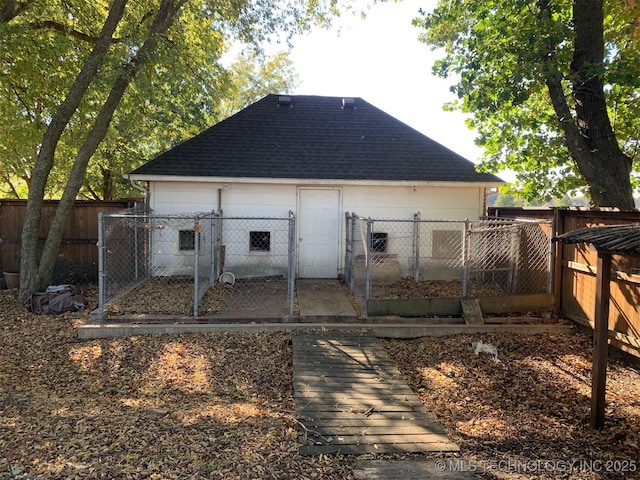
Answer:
[296,279,358,319]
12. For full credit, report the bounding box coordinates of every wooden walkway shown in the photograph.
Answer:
[293,331,460,455]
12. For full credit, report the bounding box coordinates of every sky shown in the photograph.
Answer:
[286,0,486,168]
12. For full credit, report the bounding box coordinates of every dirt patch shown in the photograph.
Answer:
[106,277,293,317]
[106,276,195,315]
[373,277,506,299]
[201,278,292,316]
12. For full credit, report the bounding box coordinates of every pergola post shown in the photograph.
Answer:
[591,251,611,429]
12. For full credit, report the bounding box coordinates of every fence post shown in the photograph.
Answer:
[96,212,105,321]
[213,210,222,281]
[413,212,420,280]
[461,218,470,297]
[365,218,373,305]
[547,219,555,294]
[344,213,351,288]
[193,217,200,317]
[288,210,296,316]
[509,225,519,294]
[350,213,357,290]
[133,212,139,281]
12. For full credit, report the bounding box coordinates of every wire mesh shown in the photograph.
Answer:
[467,219,552,295]
[345,213,552,302]
[206,215,295,316]
[97,210,295,319]
[99,208,218,317]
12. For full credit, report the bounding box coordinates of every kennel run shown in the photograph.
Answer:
[94,207,553,320]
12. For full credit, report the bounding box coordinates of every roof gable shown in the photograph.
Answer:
[130,94,502,184]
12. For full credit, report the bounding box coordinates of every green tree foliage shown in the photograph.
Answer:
[415,0,640,207]
[0,0,345,301]
[0,2,301,199]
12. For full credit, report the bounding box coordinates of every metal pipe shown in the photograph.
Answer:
[461,219,470,297]
[365,218,373,308]
[97,212,105,320]
[288,210,296,316]
[414,211,421,280]
[193,217,200,317]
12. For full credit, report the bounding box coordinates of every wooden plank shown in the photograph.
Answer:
[299,417,443,429]
[293,350,394,361]
[293,335,376,344]
[294,383,414,393]
[299,433,451,445]
[294,382,416,393]
[299,442,460,455]
[293,365,388,375]
[299,410,438,421]
[293,345,387,354]
[295,393,419,403]
[300,424,445,436]
[296,404,426,412]
[461,298,483,325]
[293,359,397,370]
[294,372,404,381]
[591,252,611,430]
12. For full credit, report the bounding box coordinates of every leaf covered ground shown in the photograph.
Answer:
[383,333,640,479]
[0,288,352,479]
[1,287,639,479]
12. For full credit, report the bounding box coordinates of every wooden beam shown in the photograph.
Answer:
[591,251,611,430]
[552,208,564,315]
[461,298,484,325]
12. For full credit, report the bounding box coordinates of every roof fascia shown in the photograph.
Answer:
[126,174,504,188]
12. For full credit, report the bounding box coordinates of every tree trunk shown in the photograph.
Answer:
[18,0,128,303]
[0,0,30,23]
[545,0,634,209]
[570,0,634,208]
[34,0,186,295]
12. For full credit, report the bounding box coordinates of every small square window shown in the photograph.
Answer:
[179,230,195,251]
[250,231,271,251]
[371,232,388,253]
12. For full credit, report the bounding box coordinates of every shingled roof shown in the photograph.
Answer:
[130,94,503,183]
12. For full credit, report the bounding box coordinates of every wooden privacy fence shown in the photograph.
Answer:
[0,199,137,284]
[488,207,640,358]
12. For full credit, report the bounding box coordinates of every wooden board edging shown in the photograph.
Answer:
[565,313,640,358]
[367,294,554,317]
[370,323,575,339]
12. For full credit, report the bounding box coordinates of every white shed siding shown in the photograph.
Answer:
[219,184,297,216]
[341,185,483,220]
[150,182,218,214]
[147,180,486,278]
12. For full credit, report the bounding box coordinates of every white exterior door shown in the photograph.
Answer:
[298,188,340,278]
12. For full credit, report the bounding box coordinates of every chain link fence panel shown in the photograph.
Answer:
[203,214,295,316]
[345,213,553,306]
[97,209,295,320]
[466,219,552,295]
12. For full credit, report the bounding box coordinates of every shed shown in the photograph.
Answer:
[128,94,503,279]
[554,223,640,429]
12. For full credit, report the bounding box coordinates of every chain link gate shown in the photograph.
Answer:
[465,219,553,296]
[96,209,296,320]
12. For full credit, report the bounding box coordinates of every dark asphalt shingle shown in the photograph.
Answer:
[130,94,503,183]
